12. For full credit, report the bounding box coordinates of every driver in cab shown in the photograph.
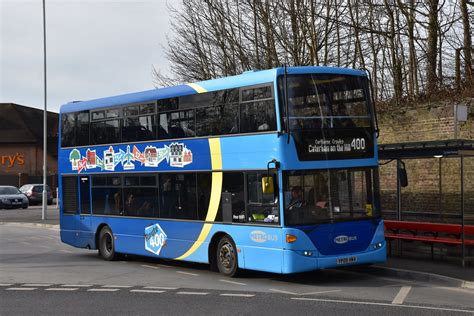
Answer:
[286,186,306,211]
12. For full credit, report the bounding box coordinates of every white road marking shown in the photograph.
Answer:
[61,284,92,287]
[382,283,409,288]
[291,297,474,314]
[435,286,474,295]
[23,284,52,287]
[270,288,341,296]
[102,285,132,288]
[0,284,13,286]
[157,264,172,268]
[130,289,165,294]
[177,291,208,295]
[269,289,298,295]
[392,286,412,305]
[6,287,37,291]
[176,271,199,276]
[45,288,78,291]
[300,290,342,295]
[87,288,120,292]
[219,279,247,286]
[144,286,178,290]
[141,264,159,270]
[220,293,255,297]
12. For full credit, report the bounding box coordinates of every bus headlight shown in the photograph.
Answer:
[372,242,383,249]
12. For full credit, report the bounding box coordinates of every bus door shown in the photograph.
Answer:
[77,176,92,247]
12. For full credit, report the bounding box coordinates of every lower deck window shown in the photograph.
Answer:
[62,171,280,225]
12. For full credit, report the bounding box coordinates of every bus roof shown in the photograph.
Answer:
[60,66,366,114]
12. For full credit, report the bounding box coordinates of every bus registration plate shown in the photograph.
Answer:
[336,256,357,265]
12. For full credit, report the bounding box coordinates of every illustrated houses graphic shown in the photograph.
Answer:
[104,146,115,171]
[86,149,97,168]
[144,146,158,167]
[169,143,193,167]
[68,142,194,173]
[69,149,81,170]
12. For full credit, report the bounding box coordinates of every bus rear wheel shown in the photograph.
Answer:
[216,236,238,277]
[98,226,117,261]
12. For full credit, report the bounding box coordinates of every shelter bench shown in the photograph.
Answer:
[384,220,474,260]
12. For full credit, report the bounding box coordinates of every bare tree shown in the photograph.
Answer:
[155,0,473,104]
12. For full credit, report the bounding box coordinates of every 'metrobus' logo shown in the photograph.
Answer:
[334,235,357,244]
[250,230,278,243]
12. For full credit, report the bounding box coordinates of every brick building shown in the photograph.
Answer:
[0,103,58,188]
[377,99,473,220]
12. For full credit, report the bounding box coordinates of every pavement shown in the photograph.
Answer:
[1,205,473,286]
[0,203,59,226]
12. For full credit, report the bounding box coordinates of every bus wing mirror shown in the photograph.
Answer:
[262,176,274,194]
[263,159,279,194]
[398,161,408,187]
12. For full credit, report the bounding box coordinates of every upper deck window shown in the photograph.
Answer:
[61,111,89,147]
[241,86,272,102]
[91,107,122,145]
[60,84,277,148]
[278,74,372,130]
[123,102,157,142]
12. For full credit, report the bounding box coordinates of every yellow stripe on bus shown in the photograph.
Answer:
[175,138,222,260]
[186,83,208,93]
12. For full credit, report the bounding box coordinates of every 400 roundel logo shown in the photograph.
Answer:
[144,224,167,255]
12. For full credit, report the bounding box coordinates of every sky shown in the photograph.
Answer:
[1,0,175,113]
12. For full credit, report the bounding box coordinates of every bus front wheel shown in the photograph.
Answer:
[98,226,117,261]
[216,236,238,277]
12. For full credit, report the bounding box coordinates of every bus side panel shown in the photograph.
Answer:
[237,226,283,273]
[60,214,78,247]
[175,224,284,273]
[220,134,282,170]
[88,217,286,273]
[90,217,206,260]
[219,225,284,273]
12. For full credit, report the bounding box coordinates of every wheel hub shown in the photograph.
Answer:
[219,243,234,269]
[105,234,112,253]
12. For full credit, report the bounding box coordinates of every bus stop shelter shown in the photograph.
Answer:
[379,139,474,265]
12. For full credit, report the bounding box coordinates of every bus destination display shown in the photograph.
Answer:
[293,128,374,161]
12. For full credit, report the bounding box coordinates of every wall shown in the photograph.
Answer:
[378,99,473,221]
[0,143,58,188]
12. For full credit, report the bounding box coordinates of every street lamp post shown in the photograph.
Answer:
[42,0,47,220]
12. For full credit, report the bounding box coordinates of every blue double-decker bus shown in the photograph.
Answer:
[59,66,386,276]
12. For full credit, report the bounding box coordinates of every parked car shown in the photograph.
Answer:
[19,184,53,205]
[0,186,29,209]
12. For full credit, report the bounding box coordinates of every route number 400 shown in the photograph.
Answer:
[351,138,366,150]
[149,233,166,248]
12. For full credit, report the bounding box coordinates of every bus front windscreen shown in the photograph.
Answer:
[279,74,373,130]
[278,74,375,161]
[284,168,380,226]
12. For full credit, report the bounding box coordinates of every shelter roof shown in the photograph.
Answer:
[379,139,474,159]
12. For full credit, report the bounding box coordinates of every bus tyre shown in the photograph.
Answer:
[216,236,238,277]
[99,226,117,261]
